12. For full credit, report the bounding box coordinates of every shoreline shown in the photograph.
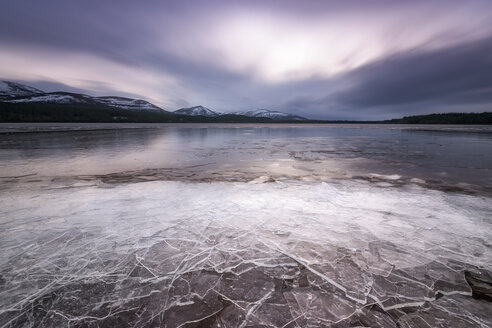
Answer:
[1,122,492,134]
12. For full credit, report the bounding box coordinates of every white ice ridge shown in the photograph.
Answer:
[0,180,491,327]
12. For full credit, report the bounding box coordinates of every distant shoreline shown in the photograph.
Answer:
[1,122,491,135]
[1,101,491,125]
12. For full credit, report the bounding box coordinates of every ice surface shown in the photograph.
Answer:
[1,126,491,195]
[1,180,490,327]
[0,125,491,327]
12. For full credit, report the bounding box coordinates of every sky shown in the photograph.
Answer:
[1,0,491,120]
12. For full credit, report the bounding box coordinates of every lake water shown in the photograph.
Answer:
[1,123,491,327]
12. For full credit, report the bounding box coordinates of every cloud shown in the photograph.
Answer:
[1,0,491,118]
[282,35,492,120]
[333,36,492,107]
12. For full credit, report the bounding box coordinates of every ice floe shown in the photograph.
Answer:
[1,180,490,327]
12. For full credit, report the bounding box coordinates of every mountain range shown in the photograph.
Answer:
[0,80,306,121]
[174,106,306,120]
[3,80,489,124]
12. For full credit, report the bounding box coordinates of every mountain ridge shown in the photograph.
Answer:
[174,106,221,117]
[0,81,170,114]
[232,109,306,120]
[174,106,306,120]
[2,80,490,124]
[1,80,304,119]
[0,80,44,99]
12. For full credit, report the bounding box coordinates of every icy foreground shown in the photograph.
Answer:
[0,180,491,327]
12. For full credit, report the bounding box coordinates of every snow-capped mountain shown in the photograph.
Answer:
[9,92,96,104]
[0,80,44,99]
[1,80,311,121]
[233,109,307,120]
[0,80,168,113]
[174,106,221,116]
[95,96,164,113]
[173,106,307,120]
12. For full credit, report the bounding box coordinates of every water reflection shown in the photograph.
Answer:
[0,125,491,188]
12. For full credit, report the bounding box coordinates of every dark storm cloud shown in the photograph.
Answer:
[283,36,492,120]
[139,50,250,86]
[0,1,158,65]
[333,36,492,108]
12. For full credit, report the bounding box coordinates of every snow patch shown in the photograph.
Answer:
[234,109,306,120]
[8,94,89,104]
[0,80,44,98]
[174,106,221,116]
[96,97,164,112]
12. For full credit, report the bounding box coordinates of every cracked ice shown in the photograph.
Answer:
[1,179,491,327]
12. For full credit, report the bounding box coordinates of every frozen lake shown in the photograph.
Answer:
[1,123,491,327]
